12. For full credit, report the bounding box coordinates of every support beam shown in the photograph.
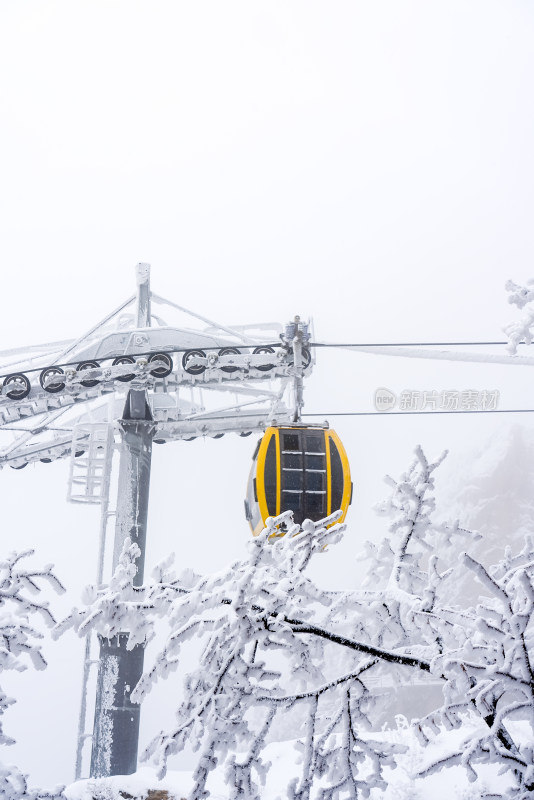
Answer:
[90,389,155,778]
[289,315,306,423]
[135,263,151,328]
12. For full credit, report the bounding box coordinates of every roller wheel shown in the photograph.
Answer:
[287,347,312,369]
[39,366,66,393]
[253,346,275,372]
[148,352,173,378]
[182,350,207,375]
[218,347,241,373]
[10,462,28,469]
[77,361,100,388]
[4,373,31,400]
[112,356,136,382]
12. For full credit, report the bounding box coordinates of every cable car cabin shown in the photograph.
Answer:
[245,426,352,535]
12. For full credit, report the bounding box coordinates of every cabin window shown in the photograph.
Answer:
[306,492,325,516]
[284,470,303,491]
[306,471,325,492]
[305,434,323,453]
[283,491,302,514]
[282,433,300,451]
[284,453,302,469]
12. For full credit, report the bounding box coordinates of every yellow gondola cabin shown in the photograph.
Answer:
[244,425,352,535]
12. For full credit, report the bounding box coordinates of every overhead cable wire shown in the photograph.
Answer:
[150,408,534,423]
[302,409,534,417]
[311,341,509,348]
[314,345,534,368]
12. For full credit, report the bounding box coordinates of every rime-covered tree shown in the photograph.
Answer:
[0,550,65,800]
[59,448,534,799]
[362,449,534,797]
[414,540,534,797]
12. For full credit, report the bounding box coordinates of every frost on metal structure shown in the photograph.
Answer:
[0,266,310,470]
[67,423,114,504]
[87,387,155,779]
[90,650,119,778]
[0,263,313,781]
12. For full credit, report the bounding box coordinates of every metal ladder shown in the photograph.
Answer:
[67,422,117,779]
[67,423,114,504]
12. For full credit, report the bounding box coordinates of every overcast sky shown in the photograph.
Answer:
[1,0,534,787]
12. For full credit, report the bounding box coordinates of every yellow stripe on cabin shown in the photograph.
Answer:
[324,429,332,516]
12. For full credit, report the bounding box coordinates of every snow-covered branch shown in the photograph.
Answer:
[0,550,65,800]
[504,278,534,353]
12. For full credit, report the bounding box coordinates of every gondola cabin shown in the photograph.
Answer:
[245,425,352,535]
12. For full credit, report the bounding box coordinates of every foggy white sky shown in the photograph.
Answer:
[1,0,534,787]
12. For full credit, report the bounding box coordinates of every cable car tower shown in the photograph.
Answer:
[0,265,316,780]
